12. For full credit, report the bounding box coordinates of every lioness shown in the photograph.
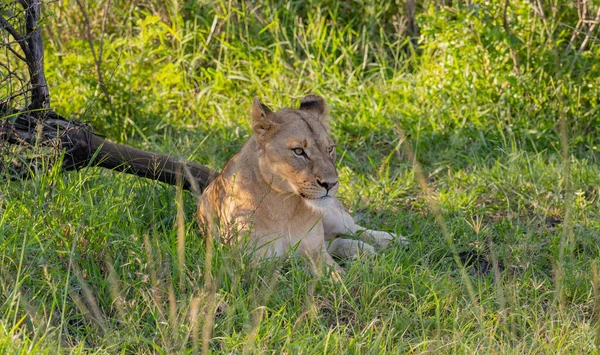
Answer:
[198,95,404,274]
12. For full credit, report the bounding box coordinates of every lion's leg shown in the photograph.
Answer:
[326,238,375,259]
[317,244,344,275]
[321,199,358,240]
[322,198,407,249]
[297,225,344,278]
[353,225,408,249]
[301,242,344,279]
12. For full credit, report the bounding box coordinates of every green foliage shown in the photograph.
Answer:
[2,0,600,353]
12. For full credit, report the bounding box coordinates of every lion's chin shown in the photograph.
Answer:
[303,196,335,213]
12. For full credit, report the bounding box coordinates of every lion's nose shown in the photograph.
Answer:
[316,179,338,191]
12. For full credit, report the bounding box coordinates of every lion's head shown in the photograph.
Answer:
[251,94,338,210]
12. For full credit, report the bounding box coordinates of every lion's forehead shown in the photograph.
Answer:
[275,111,332,147]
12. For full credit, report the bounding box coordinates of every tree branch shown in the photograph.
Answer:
[0,14,31,59]
[0,37,27,62]
[1,108,217,191]
[18,0,50,111]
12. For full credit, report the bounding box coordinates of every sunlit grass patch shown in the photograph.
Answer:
[2,0,600,353]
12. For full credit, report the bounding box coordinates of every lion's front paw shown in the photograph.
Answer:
[365,230,409,249]
[327,238,375,259]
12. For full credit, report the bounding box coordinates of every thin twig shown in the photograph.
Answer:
[502,0,520,74]
[1,40,27,62]
[99,0,111,68]
[75,0,114,111]
[568,6,600,73]
[533,0,552,39]
[559,23,600,44]
[562,1,585,60]
[0,89,29,106]
[0,15,31,58]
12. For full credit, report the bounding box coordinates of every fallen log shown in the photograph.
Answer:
[0,107,216,192]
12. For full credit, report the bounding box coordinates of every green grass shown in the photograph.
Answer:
[2,0,600,353]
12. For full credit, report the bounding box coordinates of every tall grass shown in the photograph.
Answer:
[2,0,600,353]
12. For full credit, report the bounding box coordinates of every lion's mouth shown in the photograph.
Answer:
[298,188,335,200]
[299,193,331,200]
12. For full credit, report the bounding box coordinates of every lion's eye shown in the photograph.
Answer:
[292,148,305,156]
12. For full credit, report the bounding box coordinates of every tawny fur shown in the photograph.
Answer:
[198,95,406,275]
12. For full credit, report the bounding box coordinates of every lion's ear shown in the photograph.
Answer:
[299,94,330,131]
[251,97,278,143]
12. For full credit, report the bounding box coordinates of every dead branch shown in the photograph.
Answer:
[0,106,217,191]
[1,1,50,110]
[19,0,50,110]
